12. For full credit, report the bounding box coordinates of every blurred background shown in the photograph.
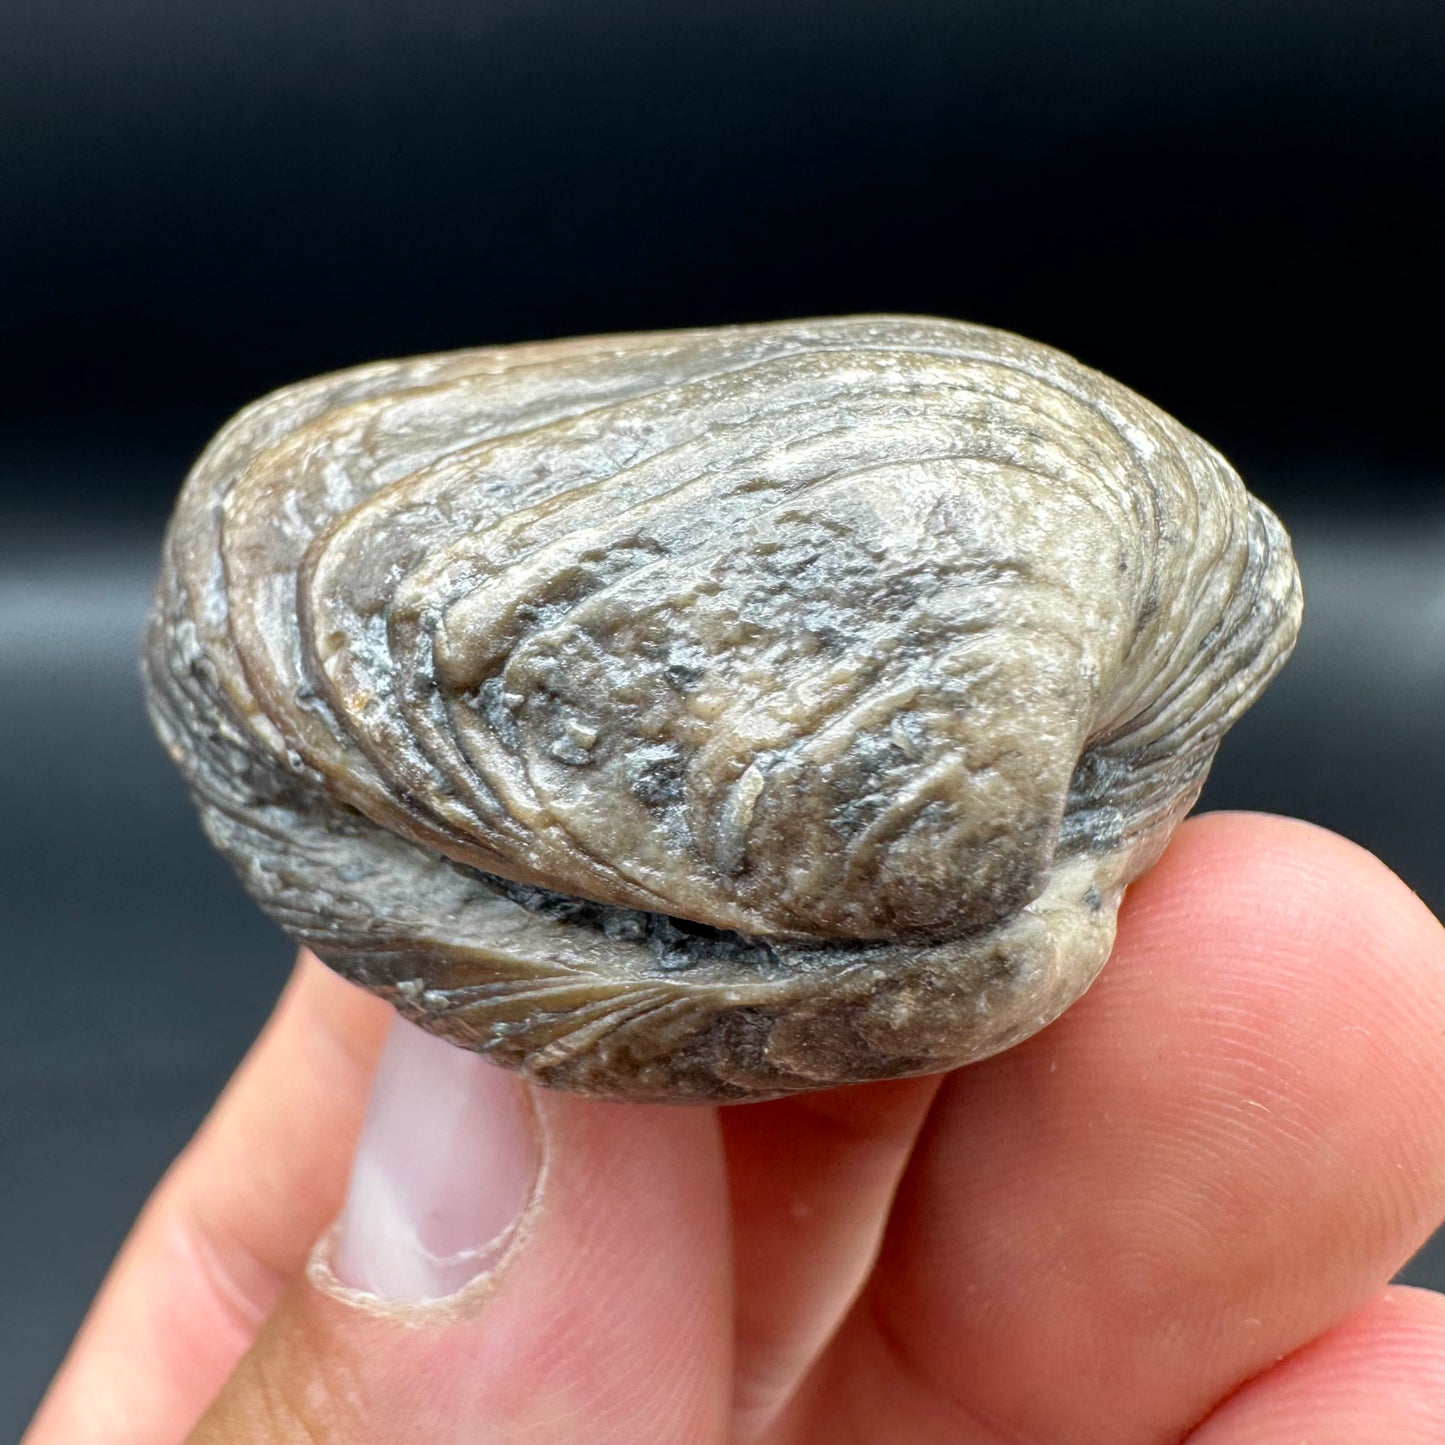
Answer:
[2,0,1442,1432]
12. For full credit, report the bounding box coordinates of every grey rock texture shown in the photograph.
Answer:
[146,316,1301,1100]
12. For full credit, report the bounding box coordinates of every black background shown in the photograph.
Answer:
[2,1,1442,1434]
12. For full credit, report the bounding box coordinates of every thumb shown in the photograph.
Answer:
[189,1015,733,1444]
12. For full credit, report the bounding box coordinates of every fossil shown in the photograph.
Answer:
[145,316,1301,1101]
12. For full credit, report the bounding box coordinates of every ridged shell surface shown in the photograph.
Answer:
[146,316,1301,1101]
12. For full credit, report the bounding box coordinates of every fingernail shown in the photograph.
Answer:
[330,1014,541,1304]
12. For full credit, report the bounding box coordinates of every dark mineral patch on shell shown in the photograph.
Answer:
[145,316,1301,1101]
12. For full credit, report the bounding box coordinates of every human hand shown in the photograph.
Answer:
[25,814,1445,1443]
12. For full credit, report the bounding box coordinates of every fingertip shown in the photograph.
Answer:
[1127,810,1443,961]
[1097,811,1445,1095]
[281,950,393,1056]
[866,811,1445,1444]
[192,1081,734,1443]
[1188,1286,1445,1443]
[1079,810,1445,1270]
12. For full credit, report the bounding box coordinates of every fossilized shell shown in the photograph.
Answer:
[145,316,1301,1102]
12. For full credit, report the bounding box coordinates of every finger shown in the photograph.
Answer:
[722,1075,940,1437]
[808,813,1445,1444]
[188,1014,733,1444]
[1187,1286,1445,1443]
[25,952,391,1445]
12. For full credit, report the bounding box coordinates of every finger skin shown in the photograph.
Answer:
[1187,1286,1445,1443]
[188,1090,733,1445]
[723,1076,940,1437]
[27,946,940,1445]
[797,813,1445,1444]
[33,814,1445,1445]
[25,955,391,1445]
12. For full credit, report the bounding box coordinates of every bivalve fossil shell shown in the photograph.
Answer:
[145,316,1301,1101]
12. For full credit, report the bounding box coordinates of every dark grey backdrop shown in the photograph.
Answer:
[3,1,1442,1435]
